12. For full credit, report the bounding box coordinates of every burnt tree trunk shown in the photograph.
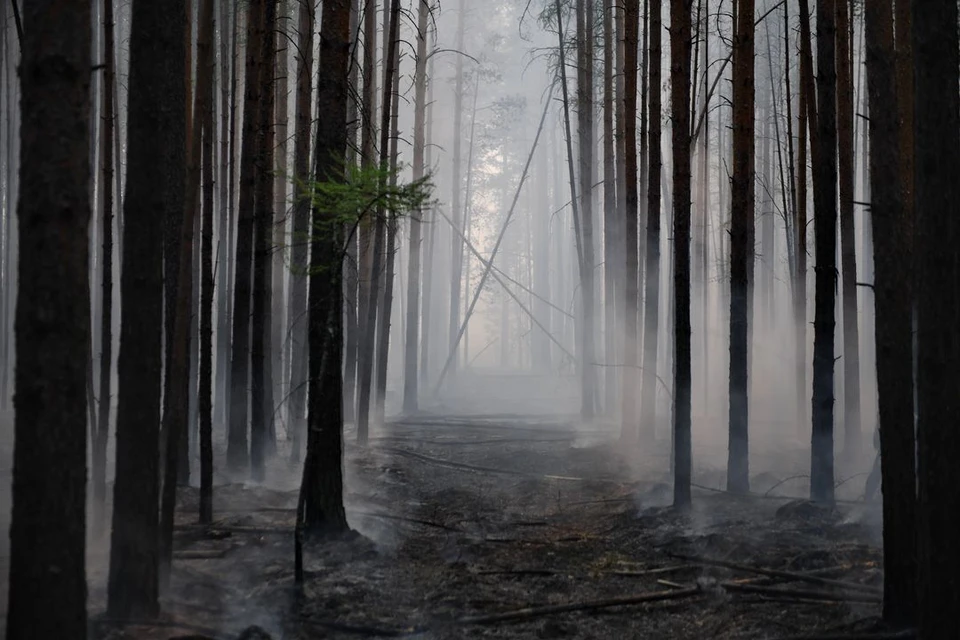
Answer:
[640,0,662,442]
[250,0,277,480]
[6,1,91,636]
[160,0,216,583]
[810,0,838,504]
[93,0,117,526]
[863,0,917,625]
[670,0,693,509]
[227,0,266,472]
[199,0,216,524]
[913,0,960,635]
[288,0,314,460]
[620,0,640,440]
[836,0,860,458]
[727,0,754,494]
[300,0,352,537]
[107,0,184,618]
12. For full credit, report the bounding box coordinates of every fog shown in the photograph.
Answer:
[0,0,899,637]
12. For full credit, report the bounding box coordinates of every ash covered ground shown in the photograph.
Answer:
[79,373,894,640]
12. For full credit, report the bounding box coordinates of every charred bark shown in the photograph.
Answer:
[107,0,184,618]
[7,1,91,635]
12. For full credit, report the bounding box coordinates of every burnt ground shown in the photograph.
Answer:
[87,409,899,640]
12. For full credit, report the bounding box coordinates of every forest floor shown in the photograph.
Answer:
[85,398,904,640]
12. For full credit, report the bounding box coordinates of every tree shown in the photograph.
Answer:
[602,0,619,414]
[228,0,266,472]
[298,0,353,539]
[670,0,693,508]
[160,0,217,581]
[251,0,278,480]
[288,0,315,459]
[809,0,838,504]
[576,0,597,418]
[727,0,754,494]
[639,0,661,442]
[373,29,402,428]
[199,0,217,524]
[836,0,860,458]
[6,2,91,636]
[107,0,185,618]
[403,0,431,413]
[447,0,467,379]
[863,0,916,625]
[913,0,960,635]
[620,0,639,441]
[92,0,118,527]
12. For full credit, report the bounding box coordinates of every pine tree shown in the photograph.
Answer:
[7,1,91,635]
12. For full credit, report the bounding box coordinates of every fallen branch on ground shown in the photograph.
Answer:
[477,569,560,577]
[608,564,700,577]
[454,587,702,625]
[174,549,232,560]
[721,582,881,604]
[375,445,621,483]
[669,554,882,595]
[691,482,872,506]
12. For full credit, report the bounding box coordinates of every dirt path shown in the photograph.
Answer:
[88,413,898,640]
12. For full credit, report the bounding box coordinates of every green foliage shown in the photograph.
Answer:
[310,161,433,233]
[287,161,434,276]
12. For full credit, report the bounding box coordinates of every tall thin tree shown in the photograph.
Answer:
[670,0,693,508]
[403,0,430,413]
[727,0,754,494]
[227,0,266,471]
[810,0,838,504]
[640,0,662,442]
[621,0,640,440]
[107,0,185,617]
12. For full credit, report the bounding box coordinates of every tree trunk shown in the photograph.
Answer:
[215,0,239,431]
[373,31,401,428]
[670,0,693,509]
[836,0,860,459]
[913,0,960,635]
[227,0,265,472]
[620,0,639,440]
[107,0,184,618]
[810,0,838,504]
[6,1,91,635]
[288,0,314,459]
[640,0,661,443]
[420,52,436,387]
[271,0,289,438]
[199,0,216,524]
[403,0,430,413]
[250,0,277,481]
[93,0,117,527]
[727,0,754,494]
[354,0,387,443]
[299,0,352,537]
[796,0,817,435]
[160,0,216,583]
[577,0,597,418]
[447,0,466,379]
[601,0,617,412]
[863,0,917,625]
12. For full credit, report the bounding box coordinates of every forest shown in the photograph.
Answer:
[0,0,957,638]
